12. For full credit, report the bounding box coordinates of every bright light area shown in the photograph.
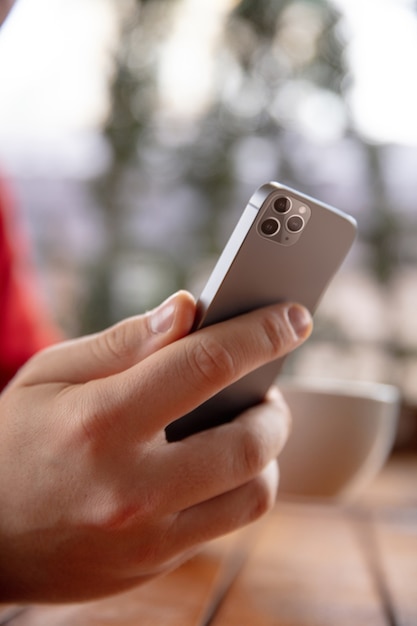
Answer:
[157,0,238,120]
[332,0,417,145]
[0,0,416,145]
[0,0,117,137]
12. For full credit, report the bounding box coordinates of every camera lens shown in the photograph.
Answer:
[260,218,280,237]
[273,196,291,214]
[286,215,304,233]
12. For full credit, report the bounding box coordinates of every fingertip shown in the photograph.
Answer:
[175,290,197,322]
[266,385,292,439]
[170,290,196,338]
[244,391,291,458]
[265,458,280,501]
[286,304,313,341]
[149,291,196,337]
[246,459,279,523]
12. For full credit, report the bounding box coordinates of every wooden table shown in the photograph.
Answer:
[1,453,416,626]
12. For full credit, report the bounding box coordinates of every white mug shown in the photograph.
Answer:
[277,378,400,500]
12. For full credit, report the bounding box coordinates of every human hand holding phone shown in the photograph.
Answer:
[0,290,311,602]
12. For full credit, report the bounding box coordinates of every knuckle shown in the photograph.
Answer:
[99,321,133,362]
[237,426,269,477]
[187,337,237,387]
[77,386,119,443]
[82,486,158,533]
[91,499,137,532]
[246,473,275,522]
[260,310,290,358]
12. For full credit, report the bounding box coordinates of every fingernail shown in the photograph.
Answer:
[287,304,312,339]
[150,295,177,334]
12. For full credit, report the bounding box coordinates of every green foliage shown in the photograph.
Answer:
[81,0,408,333]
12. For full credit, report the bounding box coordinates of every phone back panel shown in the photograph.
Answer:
[166,183,357,441]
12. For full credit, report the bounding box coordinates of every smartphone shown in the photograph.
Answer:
[165,182,357,442]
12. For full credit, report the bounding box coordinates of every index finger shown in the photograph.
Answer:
[88,302,312,439]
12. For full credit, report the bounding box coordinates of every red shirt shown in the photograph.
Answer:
[0,175,60,390]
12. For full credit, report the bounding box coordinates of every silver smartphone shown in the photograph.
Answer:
[166,182,357,442]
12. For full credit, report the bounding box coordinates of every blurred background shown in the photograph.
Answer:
[0,0,416,446]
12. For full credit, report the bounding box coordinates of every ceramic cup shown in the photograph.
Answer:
[277,378,400,500]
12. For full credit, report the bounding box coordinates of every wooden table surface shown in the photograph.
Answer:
[1,453,416,626]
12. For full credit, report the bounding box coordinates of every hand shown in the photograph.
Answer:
[0,291,312,602]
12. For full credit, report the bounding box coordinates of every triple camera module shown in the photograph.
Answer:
[258,194,311,246]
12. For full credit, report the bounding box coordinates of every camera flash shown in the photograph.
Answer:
[299,205,307,215]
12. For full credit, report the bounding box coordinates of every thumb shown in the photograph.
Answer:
[17,291,196,385]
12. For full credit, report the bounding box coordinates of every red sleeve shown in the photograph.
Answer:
[0,175,61,390]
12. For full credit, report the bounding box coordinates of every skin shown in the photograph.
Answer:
[0,0,15,26]
[0,291,312,601]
